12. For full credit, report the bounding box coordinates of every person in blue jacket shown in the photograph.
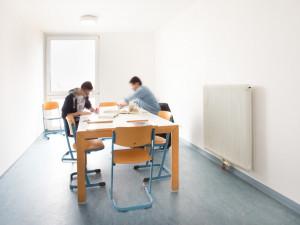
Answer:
[62,81,96,135]
[119,76,160,115]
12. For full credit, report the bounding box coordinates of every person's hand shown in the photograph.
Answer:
[118,102,127,108]
[80,111,91,115]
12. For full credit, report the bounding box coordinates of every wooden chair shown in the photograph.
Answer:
[134,111,173,181]
[66,115,106,189]
[42,101,64,140]
[110,126,155,211]
[99,102,118,107]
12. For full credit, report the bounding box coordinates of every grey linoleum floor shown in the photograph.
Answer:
[0,135,299,225]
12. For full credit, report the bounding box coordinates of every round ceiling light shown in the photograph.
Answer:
[80,15,98,25]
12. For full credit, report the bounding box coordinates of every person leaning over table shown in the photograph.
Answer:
[61,81,96,136]
[118,76,160,115]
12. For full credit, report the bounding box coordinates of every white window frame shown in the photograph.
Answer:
[45,35,100,103]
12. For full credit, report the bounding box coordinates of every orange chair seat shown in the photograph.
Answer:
[155,135,166,144]
[113,148,151,164]
[73,139,105,151]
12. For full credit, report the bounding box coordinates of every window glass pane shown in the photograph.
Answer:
[50,40,95,92]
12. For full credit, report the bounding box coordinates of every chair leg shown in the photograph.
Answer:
[156,144,171,179]
[133,161,160,169]
[110,161,153,212]
[111,187,153,212]
[133,145,160,169]
[62,150,77,162]
[43,133,50,140]
[110,157,114,200]
[136,144,171,181]
[70,168,105,190]
[62,135,77,162]
[149,150,154,193]
[70,152,105,189]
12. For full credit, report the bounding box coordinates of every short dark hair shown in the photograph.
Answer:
[129,76,142,85]
[81,81,93,91]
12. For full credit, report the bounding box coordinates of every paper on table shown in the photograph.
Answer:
[87,122,114,130]
[98,112,119,118]
[103,109,139,114]
[87,120,113,124]
[119,109,140,114]
[126,120,153,127]
[102,110,120,114]
[88,113,118,123]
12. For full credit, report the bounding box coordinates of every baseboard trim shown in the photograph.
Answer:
[180,137,300,215]
[0,134,43,180]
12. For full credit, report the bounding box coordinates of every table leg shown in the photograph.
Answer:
[171,125,179,191]
[77,134,86,204]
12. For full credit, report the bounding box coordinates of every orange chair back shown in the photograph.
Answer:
[114,126,153,147]
[99,102,118,107]
[157,111,172,121]
[66,115,76,136]
[43,101,59,110]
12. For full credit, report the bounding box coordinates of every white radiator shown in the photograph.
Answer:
[203,85,252,171]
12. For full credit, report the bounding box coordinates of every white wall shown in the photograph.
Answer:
[0,1,44,176]
[155,0,300,204]
[99,33,155,102]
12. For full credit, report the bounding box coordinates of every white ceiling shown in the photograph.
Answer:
[13,0,196,33]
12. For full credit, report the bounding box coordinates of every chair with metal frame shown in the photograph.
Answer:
[42,101,64,140]
[134,111,173,181]
[66,115,106,189]
[110,126,155,211]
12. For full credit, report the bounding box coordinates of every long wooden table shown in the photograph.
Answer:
[76,111,179,204]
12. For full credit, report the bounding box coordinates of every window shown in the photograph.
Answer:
[46,36,99,108]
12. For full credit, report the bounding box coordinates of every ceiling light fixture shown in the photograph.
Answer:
[80,15,98,25]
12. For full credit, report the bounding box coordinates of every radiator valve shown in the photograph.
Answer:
[222,160,232,170]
